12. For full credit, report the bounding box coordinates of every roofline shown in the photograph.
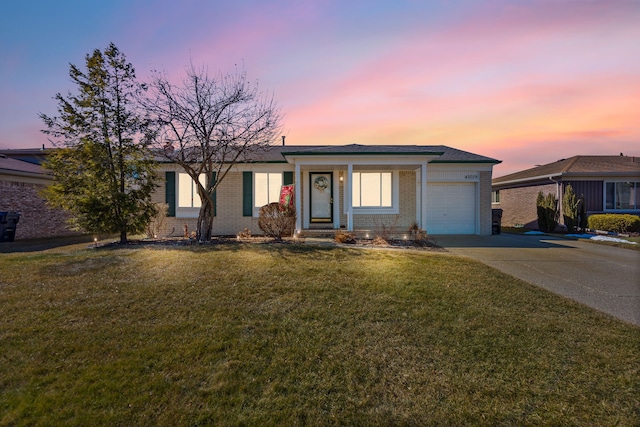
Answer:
[493,170,640,186]
[281,150,445,156]
[156,158,289,164]
[431,160,502,164]
[492,172,562,186]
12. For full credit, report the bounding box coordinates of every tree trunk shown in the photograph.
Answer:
[197,196,215,242]
[120,230,127,244]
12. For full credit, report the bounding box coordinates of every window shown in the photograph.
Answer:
[352,172,392,208]
[255,172,282,209]
[605,182,639,210]
[491,190,500,204]
[178,173,206,208]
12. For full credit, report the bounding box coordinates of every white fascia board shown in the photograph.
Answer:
[427,163,495,172]
[285,154,442,166]
[492,173,563,187]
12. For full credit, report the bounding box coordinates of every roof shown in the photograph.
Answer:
[0,154,45,175]
[4,144,501,166]
[493,155,640,185]
[280,144,500,163]
[0,148,51,165]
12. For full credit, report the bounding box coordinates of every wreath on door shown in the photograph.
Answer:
[313,176,329,192]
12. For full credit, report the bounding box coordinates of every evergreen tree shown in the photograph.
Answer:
[562,184,579,232]
[40,43,157,243]
[536,192,547,232]
[536,191,558,232]
[578,195,588,231]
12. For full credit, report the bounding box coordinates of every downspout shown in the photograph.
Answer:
[549,176,562,224]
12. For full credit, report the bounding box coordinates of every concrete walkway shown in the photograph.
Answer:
[435,233,640,327]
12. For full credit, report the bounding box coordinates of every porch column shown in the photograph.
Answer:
[420,162,427,230]
[295,163,302,233]
[347,163,353,231]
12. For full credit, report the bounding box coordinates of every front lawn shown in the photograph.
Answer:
[1,243,638,425]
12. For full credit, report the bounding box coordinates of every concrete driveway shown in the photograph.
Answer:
[435,233,640,327]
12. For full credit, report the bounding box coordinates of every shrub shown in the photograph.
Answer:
[334,230,356,244]
[536,192,558,232]
[146,203,168,238]
[408,221,428,242]
[587,214,640,233]
[562,184,579,232]
[237,228,252,239]
[258,203,296,241]
[373,215,399,241]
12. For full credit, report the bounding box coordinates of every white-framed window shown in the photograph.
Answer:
[254,172,282,212]
[352,172,392,208]
[605,181,639,210]
[345,171,399,215]
[178,173,206,208]
[491,190,500,204]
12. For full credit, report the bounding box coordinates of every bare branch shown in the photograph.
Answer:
[142,64,283,241]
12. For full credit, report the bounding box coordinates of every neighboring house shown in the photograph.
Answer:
[491,155,640,229]
[0,151,77,240]
[154,144,501,237]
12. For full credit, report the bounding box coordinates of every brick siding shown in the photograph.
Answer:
[479,171,492,235]
[0,180,79,240]
[494,183,556,229]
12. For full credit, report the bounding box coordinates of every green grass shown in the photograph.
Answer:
[1,243,639,425]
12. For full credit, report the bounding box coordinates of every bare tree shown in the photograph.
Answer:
[144,65,282,241]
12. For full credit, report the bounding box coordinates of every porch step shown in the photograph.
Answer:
[298,229,339,239]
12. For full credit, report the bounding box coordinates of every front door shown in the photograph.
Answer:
[310,172,333,223]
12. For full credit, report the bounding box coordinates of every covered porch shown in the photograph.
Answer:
[282,147,443,235]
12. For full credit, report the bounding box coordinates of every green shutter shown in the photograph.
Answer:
[243,171,253,216]
[165,171,176,217]
[210,172,217,217]
[283,171,293,185]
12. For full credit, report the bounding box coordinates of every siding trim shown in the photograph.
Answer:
[242,171,252,217]
[165,171,176,217]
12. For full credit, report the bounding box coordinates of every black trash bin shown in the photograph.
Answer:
[491,208,502,235]
[0,212,20,242]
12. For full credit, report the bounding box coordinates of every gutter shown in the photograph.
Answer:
[0,168,52,181]
[492,173,562,187]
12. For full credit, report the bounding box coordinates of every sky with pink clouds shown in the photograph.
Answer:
[1,0,639,177]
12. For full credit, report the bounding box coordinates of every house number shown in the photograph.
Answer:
[465,174,478,179]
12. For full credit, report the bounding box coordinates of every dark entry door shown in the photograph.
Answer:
[310,172,333,223]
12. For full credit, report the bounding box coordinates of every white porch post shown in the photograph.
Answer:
[347,163,353,231]
[295,163,302,233]
[420,162,427,230]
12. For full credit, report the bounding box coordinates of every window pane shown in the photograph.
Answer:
[268,173,282,204]
[605,182,615,209]
[352,173,361,207]
[381,172,392,207]
[360,173,381,206]
[616,182,632,209]
[178,173,192,207]
[255,173,269,207]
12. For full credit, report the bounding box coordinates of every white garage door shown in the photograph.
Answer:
[426,183,476,234]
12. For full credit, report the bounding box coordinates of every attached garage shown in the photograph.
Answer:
[426,183,476,234]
